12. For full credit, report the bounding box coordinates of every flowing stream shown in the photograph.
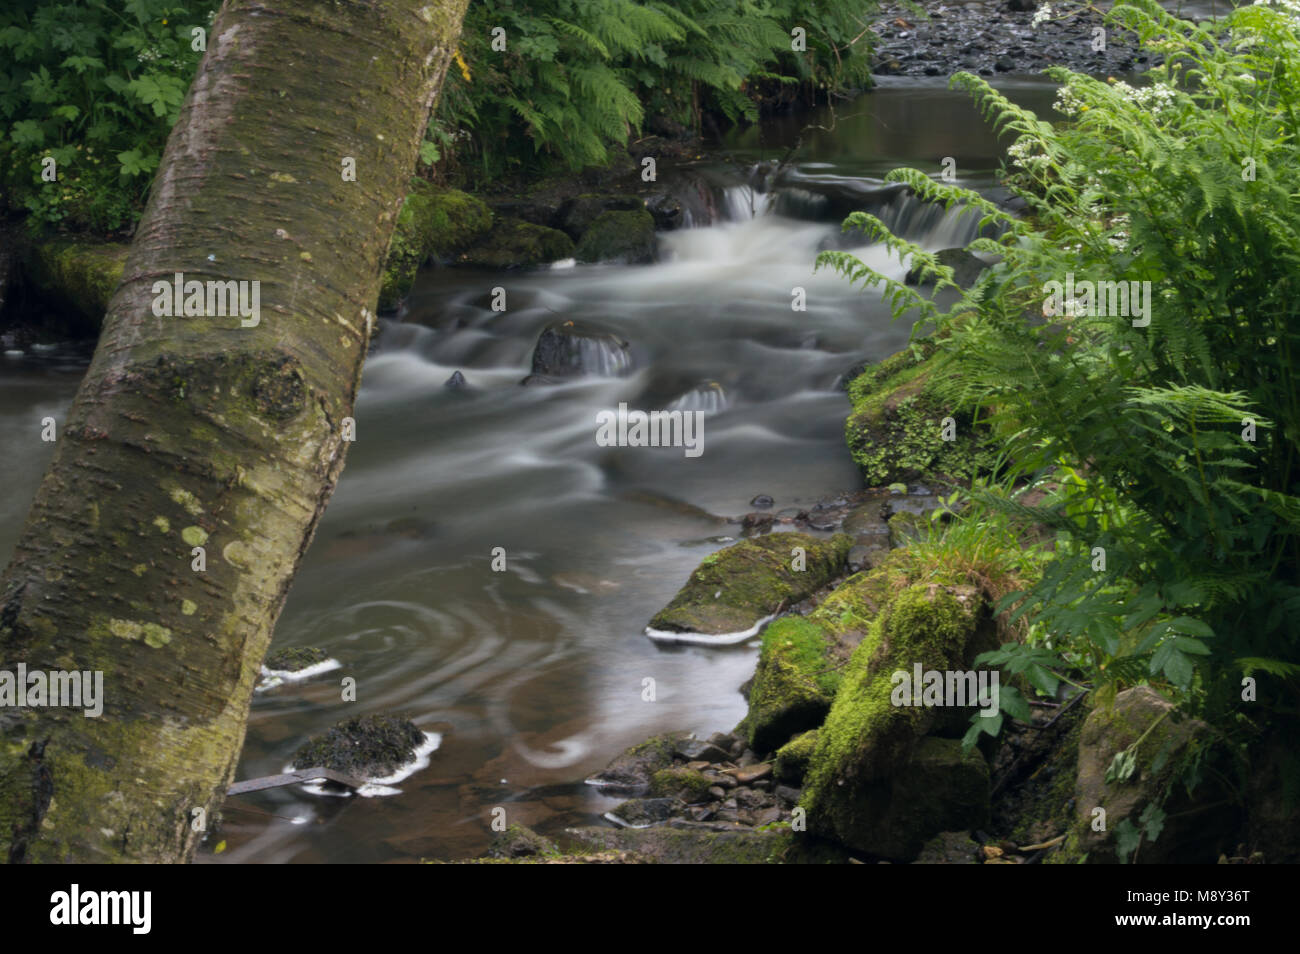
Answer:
[0,77,1061,862]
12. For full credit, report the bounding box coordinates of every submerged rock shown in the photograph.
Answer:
[530,321,632,378]
[646,531,853,642]
[291,714,424,779]
[574,209,656,264]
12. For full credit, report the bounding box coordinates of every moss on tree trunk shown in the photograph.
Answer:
[0,0,469,863]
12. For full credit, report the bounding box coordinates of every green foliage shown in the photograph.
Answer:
[434,0,877,184]
[0,0,219,231]
[819,0,1300,734]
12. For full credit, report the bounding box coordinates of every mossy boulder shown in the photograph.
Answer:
[585,733,682,793]
[744,617,841,753]
[647,532,853,638]
[741,564,896,752]
[774,730,819,784]
[487,823,561,860]
[800,581,1000,858]
[291,714,423,779]
[379,183,492,309]
[574,209,656,264]
[1064,686,1237,864]
[558,194,645,240]
[264,646,331,672]
[905,247,988,288]
[565,825,851,864]
[844,347,996,488]
[24,239,128,330]
[460,216,574,269]
[649,766,713,802]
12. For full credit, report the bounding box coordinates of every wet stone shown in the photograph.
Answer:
[674,738,731,764]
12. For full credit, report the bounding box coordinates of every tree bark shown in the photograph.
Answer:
[0,0,468,862]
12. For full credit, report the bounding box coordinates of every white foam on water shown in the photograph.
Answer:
[644,613,776,646]
[255,657,342,692]
[602,811,654,829]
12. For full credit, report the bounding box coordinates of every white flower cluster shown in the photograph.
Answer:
[1007,137,1051,171]
[1053,83,1086,117]
[136,46,163,64]
[1108,213,1131,252]
[1110,80,1178,117]
[1254,0,1300,18]
[1031,3,1053,28]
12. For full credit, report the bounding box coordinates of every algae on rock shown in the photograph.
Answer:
[799,581,1000,858]
[844,345,996,488]
[647,532,853,638]
[574,208,656,264]
[379,183,492,309]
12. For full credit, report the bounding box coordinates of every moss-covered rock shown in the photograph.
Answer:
[459,216,574,270]
[844,347,996,488]
[800,581,1000,858]
[565,824,851,863]
[647,532,853,639]
[905,247,988,288]
[574,209,656,264]
[24,239,128,330]
[774,730,819,784]
[291,714,423,779]
[558,194,645,240]
[487,823,561,860]
[585,733,682,793]
[264,646,330,672]
[649,766,713,802]
[379,183,493,309]
[1064,686,1237,864]
[745,617,840,753]
[887,510,928,549]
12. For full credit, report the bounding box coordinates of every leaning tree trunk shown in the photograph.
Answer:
[0,0,468,862]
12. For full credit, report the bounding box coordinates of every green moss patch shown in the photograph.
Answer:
[648,532,852,637]
[774,729,819,784]
[291,714,423,778]
[800,581,999,857]
[379,183,493,309]
[574,209,655,264]
[844,347,996,488]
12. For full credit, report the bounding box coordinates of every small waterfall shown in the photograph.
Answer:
[874,190,1003,248]
[575,335,634,377]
